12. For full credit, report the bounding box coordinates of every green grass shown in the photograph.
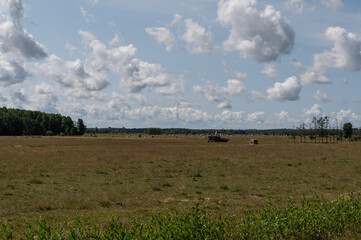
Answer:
[1,194,361,239]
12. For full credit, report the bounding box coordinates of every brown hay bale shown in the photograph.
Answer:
[249,139,258,145]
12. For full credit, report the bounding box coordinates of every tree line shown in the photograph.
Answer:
[291,116,358,143]
[0,107,86,136]
[86,117,360,141]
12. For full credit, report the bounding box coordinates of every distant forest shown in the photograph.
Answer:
[87,120,361,141]
[1,107,360,140]
[0,107,85,136]
[86,127,297,136]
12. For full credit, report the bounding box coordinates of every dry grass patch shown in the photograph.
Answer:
[0,135,360,233]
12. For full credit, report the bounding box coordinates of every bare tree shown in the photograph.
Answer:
[312,117,317,143]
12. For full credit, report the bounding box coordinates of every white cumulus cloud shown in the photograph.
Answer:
[275,110,290,121]
[266,76,302,101]
[0,0,47,86]
[217,0,294,62]
[303,104,323,116]
[145,27,176,52]
[182,18,213,54]
[215,110,245,127]
[146,15,213,54]
[194,79,246,109]
[300,27,361,85]
[262,63,277,78]
[313,90,330,102]
[247,111,265,123]
[334,109,360,123]
[0,0,47,59]
[39,54,110,91]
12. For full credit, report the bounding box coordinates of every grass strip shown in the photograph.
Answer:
[1,194,360,239]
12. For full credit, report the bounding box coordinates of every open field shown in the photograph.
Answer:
[0,135,361,235]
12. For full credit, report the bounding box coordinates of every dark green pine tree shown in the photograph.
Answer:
[77,119,86,135]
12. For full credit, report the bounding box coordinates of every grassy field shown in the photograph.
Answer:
[0,135,361,236]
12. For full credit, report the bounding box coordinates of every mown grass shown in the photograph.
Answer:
[1,194,361,239]
[0,135,360,238]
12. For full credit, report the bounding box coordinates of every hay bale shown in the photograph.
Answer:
[249,139,258,145]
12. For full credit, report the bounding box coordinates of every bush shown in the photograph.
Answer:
[45,130,54,136]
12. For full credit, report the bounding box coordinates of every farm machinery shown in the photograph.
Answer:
[208,131,229,142]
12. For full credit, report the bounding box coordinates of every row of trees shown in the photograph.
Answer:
[0,107,86,136]
[292,116,357,143]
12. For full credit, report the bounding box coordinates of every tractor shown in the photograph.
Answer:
[208,130,229,142]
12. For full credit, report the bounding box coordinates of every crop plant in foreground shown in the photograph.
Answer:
[1,194,360,239]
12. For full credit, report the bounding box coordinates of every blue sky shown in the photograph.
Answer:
[0,0,360,129]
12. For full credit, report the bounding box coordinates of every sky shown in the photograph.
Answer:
[0,0,360,129]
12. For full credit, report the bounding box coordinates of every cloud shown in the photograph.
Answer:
[334,109,360,123]
[39,54,72,87]
[182,18,213,54]
[274,110,297,126]
[170,14,183,27]
[284,0,306,14]
[121,59,171,93]
[155,77,186,95]
[65,43,76,53]
[319,0,343,11]
[79,30,96,46]
[313,90,330,102]
[247,111,265,123]
[80,7,95,23]
[145,27,176,52]
[0,0,47,86]
[222,79,246,96]
[11,88,26,102]
[323,27,361,72]
[39,54,110,91]
[217,0,294,62]
[130,93,148,106]
[63,88,106,101]
[266,76,302,101]
[108,92,130,109]
[275,110,290,121]
[249,90,266,101]
[85,104,212,127]
[34,82,53,95]
[299,27,361,85]
[39,30,182,97]
[262,63,277,78]
[303,104,323,116]
[193,81,231,109]
[0,0,47,59]
[79,31,182,94]
[30,82,58,113]
[300,70,331,85]
[222,60,247,80]
[146,15,213,54]
[215,110,244,125]
[0,57,28,86]
[193,79,246,109]
[109,32,123,47]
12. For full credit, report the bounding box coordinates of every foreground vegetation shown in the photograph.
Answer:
[0,135,360,238]
[1,195,361,239]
